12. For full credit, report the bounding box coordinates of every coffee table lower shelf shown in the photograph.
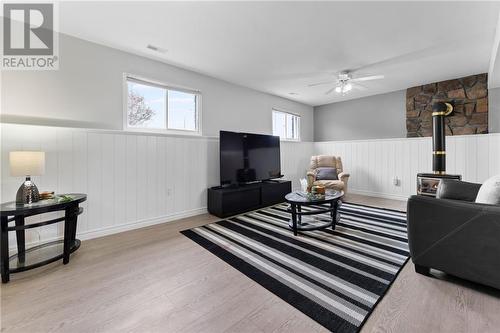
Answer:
[287,206,341,231]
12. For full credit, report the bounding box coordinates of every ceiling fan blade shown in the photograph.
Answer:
[350,75,385,82]
[325,87,336,95]
[308,80,336,87]
[347,41,457,74]
[353,83,368,91]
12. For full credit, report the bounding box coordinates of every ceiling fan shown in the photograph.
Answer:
[308,72,384,95]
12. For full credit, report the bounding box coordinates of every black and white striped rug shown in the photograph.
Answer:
[181,202,409,333]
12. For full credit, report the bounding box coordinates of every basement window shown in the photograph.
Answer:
[124,75,201,134]
[272,109,300,141]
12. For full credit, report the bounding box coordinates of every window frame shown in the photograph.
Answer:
[272,108,301,142]
[123,73,202,136]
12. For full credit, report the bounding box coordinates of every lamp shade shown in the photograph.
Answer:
[10,151,45,176]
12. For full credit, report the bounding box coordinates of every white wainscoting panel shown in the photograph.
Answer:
[314,134,500,200]
[5,122,497,245]
[281,141,314,190]
[1,124,313,246]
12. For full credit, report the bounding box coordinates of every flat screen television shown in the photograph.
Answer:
[220,130,281,185]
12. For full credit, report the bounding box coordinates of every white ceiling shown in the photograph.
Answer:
[59,1,500,106]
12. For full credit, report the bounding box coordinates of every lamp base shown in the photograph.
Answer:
[16,177,40,204]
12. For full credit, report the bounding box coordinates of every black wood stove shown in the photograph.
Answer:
[417,102,461,197]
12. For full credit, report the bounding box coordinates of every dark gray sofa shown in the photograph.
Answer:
[407,180,500,290]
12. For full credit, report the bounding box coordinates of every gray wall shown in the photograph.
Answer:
[314,88,500,142]
[314,90,406,142]
[1,33,314,140]
[489,87,500,133]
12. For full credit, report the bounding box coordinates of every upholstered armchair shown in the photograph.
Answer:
[306,155,350,194]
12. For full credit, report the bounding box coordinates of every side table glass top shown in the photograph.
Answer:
[0,193,87,216]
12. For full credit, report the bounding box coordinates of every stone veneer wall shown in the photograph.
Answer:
[406,73,488,137]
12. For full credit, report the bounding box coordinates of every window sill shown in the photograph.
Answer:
[279,138,301,142]
[123,127,202,137]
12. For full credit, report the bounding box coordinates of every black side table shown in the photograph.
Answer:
[285,190,343,236]
[0,193,87,283]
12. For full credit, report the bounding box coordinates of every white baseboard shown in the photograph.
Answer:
[9,207,208,251]
[348,189,409,201]
[78,207,208,241]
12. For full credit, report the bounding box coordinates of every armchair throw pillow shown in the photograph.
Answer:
[315,167,338,181]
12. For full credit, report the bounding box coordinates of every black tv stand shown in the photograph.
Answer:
[263,179,282,183]
[208,180,292,218]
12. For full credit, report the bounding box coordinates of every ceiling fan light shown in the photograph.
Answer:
[335,86,342,93]
[345,83,352,91]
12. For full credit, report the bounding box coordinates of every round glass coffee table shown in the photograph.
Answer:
[285,190,343,236]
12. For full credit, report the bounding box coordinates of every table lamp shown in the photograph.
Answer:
[10,151,45,204]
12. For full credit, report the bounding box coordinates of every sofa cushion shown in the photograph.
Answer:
[313,179,344,190]
[436,179,482,202]
[315,167,338,180]
[475,175,500,205]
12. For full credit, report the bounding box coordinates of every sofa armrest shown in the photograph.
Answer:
[338,172,350,182]
[407,195,500,288]
[407,195,499,258]
[436,179,481,202]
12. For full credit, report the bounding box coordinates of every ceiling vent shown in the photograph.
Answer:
[146,44,167,54]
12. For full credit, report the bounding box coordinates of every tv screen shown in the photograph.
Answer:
[220,131,281,185]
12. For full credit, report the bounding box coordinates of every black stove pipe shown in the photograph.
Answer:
[431,102,453,174]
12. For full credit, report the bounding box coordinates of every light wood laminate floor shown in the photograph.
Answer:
[2,194,500,332]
